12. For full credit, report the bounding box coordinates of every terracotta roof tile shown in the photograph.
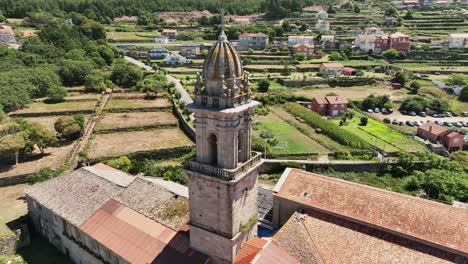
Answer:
[418,123,449,136]
[325,96,348,104]
[274,169,468,256]
[312,96,328,105]
[321,62,344,68]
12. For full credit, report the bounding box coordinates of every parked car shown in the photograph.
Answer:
[443,121,453,127]
[399,121,404,126]
[382,108,388,114]
[432,113,439,118]
[452,112,458,117]
[384,118,391,123]
[454,122,463,128]
[401,110,408,115]
[419,121,425,126]
[409,111,417,116]
[367,109,373,113]
[388,108,394,113]
[374,108,380,113]
[418,112,427,117]
[463,122,468,127]
[435,121,443,125]
[406,121,414,126]
[444,112,452,117]
[462,112,468,117]
[392,118,398,124]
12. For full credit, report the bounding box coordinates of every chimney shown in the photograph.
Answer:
[429,125,432,133]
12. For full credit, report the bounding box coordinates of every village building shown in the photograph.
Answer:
[148,47,170,59]
[448,33,468,48]
[238,33,269,51]
[154,36,170,44]
[355,32,410,53]
[321,34,336,48]
[315,10,330,32]
[25,164,210,264]
[272,168,468,263]
[163,53,188,65]
[180,44,201,58]
[231,16,250,25]
[417,123,465,152]
[0,24,17,45]
[355,34,377,52]
[162,29,178,40]
[291,44,314,59]
[307,96,348,116]
[365,26,384,35]
[384,16,398,26]
[342,67,358,76]
[388,32,411,52]
[319,62,344,77]
[287,35,314,47]
[113,16,138,23]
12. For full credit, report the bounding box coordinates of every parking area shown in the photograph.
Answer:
[370,112,468,128]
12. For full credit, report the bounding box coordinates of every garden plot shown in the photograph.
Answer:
[104,98,171,111]
[330,113,426,153]
[96,112,178,131]
[24,115,90,131]
[253,111,330,155]
[87,128,194,160]
[10,101,97,116]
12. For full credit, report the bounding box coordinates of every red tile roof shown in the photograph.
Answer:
[445,131,463,138]
[325,96,348,105]
[80,199,208,264]
[418,123,449,136]
[292,44,314,48]
[234,238,299,264]
[312,96,328,105]
[274,210,464,264]
[274,169,468,256]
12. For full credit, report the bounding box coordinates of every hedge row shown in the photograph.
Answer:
[328,77,375,87]
[285,102,369,150]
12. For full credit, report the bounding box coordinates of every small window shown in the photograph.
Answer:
[201,97,207,106]
[213,98,219,108]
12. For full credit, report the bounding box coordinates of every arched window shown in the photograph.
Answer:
[208,133,218,166]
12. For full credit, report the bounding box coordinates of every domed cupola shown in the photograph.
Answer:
[193,27,252,109]
[203,31,243,85]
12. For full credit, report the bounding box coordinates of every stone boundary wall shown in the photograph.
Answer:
[0,173,30,187]
[9,109,95,118]
[0,225,30,255]
[94,123,178,134]
[104,106,171,113]
[88,145,194,164]
[171,100,196,141]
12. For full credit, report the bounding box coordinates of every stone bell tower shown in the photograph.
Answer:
[184,22,262,264]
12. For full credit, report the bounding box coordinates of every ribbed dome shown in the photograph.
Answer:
[203,31,243,81]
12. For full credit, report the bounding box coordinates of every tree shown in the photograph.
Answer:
[57,60,95,86]
[258,79,270,93]
[111,62,144,88]
[0,134,25,165]
[329,51,345,61]
[54,116,81,140]
[73,114,85,130]
[409,81,421,94]
[360,116,368,126]
[79,20,106,40]
[353,4,360,13]
[459,87,468,102]
[404,10,413,19]
[383,48,399,61]
[46,85,67,103]
[84,70,109,93]
[292,52,307,61]
[392,71,409,86]
[328,4,336,14]
[342,45,353,59]
[27,122,57,154]
[447,73,467,86]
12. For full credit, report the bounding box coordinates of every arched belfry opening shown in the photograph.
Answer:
[208,133,218,166]
[238,131,245,163]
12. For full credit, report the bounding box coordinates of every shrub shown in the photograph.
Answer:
[27,164,67,184]
[46,85,67,103]
[257,79,270,92]
[360,116,368,126]
[103,156,132,172]
[54,116,81,140]
[285,103,368,149]
[292,52,306,61]
[459,87,468,102]
[361,95,391,110]
[409,81,421,94]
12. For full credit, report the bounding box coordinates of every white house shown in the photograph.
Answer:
[355,34,377,52]
[448,33,468,48]
[155,37,170,44]
[163,53,188,65]
[238,33,269,51]
[288,36,314,47]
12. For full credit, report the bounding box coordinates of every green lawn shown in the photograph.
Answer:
[13,101,96,114]
[331,114,427,153]
[254,112,330,155]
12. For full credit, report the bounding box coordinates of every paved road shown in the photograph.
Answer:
[166,74,193,105]
[370,112,468,123]
[124,56,154,73]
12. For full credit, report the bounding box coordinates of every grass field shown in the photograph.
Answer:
[105,98,171,110]
[292,85,399,100]
[12,101,97,114]
[253,111,330,155]
[331,113,426,153]
[96,112,177,130]
[106,31,158,41]
[87,128,193,160]
[0,184,27,238]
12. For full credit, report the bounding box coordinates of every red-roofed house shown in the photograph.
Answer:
[442,131,464,152]
[238,33,269,51]
[342,67,358,76]
[319,62,344,76]
[389,32,410,52]
[310,96,348,116]
[417,123,450,143]
[291,44,314,59]
[162,29,178,40]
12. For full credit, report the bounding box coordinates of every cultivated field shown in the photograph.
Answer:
[104,98,171,110]
[96,112,177,130]
[11,101,97,115]
[87,128,193,160]
[24,115,90,131]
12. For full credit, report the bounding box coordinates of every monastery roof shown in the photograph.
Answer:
[79,199,208,264]
[418,123,449,136]
[234,237,300,264]
[273,210,464,264]
[274,168,468,257]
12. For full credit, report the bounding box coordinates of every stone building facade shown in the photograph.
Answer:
[185,29,263,264]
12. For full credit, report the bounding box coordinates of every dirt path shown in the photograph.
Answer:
[67,94,111,168]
